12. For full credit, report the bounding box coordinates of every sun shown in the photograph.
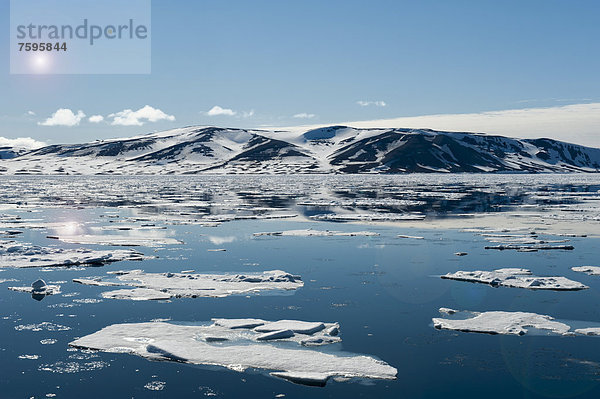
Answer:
[31,53,52,73]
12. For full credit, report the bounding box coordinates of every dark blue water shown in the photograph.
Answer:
[1,207,600,398]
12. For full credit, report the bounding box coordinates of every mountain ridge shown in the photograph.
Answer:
[1,125,599,174]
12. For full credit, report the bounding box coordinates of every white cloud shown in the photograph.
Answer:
[88,115,104,123]
[108,105,175,126]
[293,113,316,119]
[242,110,255,118]
[38,108,86,127]
[0,136,45,149]
[357,100,386,107]
[206,106,237,117]
[27,110,36,116]
[342,103,600,148]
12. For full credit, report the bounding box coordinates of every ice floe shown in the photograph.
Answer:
[69,319,397,386]
[15,322,71,332]
[433,308,600,337]
[441,268,588,291]
[18,354,40,360]
[73,269,303,300]
[484,244,574,252]
[0,240,149,268]
[8,279,62,298]
[433,309,572,335]
[102,288,172,301]
[572,266,600,276]
[253,229,379,237]
[309,213,425,222]
[144,381,166,391]
[47,234,183,247]
[574,328,600,336]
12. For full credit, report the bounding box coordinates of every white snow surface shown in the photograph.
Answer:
[3,125,598,175]
[69,319,396,385]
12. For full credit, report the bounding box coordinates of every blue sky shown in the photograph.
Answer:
[1,0,599,145]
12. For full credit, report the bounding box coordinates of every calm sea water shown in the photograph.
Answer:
[1,176,600,398]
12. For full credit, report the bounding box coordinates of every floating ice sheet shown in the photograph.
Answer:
[309,213,425,222]
[433,309,571,335]
[441,268,588,291]
[8,279,61,296]
[572,266,600,276]
[69,319,396,386]
[73,269,303,300]
[0,240,149,268]
[47,234,183,247]
[433,308,600,336]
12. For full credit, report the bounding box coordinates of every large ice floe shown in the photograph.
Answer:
[441,268,588,290]
[73,269,303,300]
[0,240,148,268]
[433,308,600,336]
[572,266,600,276]
[69,319,397,386]
[253,229,379,237]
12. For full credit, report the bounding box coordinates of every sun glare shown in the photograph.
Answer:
[31,54,51,73]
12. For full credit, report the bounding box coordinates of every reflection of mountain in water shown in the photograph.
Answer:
[1,176,599,221]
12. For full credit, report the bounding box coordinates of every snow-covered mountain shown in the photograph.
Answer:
[1,125,599,174]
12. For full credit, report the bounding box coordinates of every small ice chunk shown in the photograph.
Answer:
[255,320,325,335]
[454,252,468,256]
[256,329,295,341]
[324,325,339,336]
[8,279,61,297]
[212,318,266,329]
[144,381,166,391]
[18,354,40,360]
[397,235,424,239]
